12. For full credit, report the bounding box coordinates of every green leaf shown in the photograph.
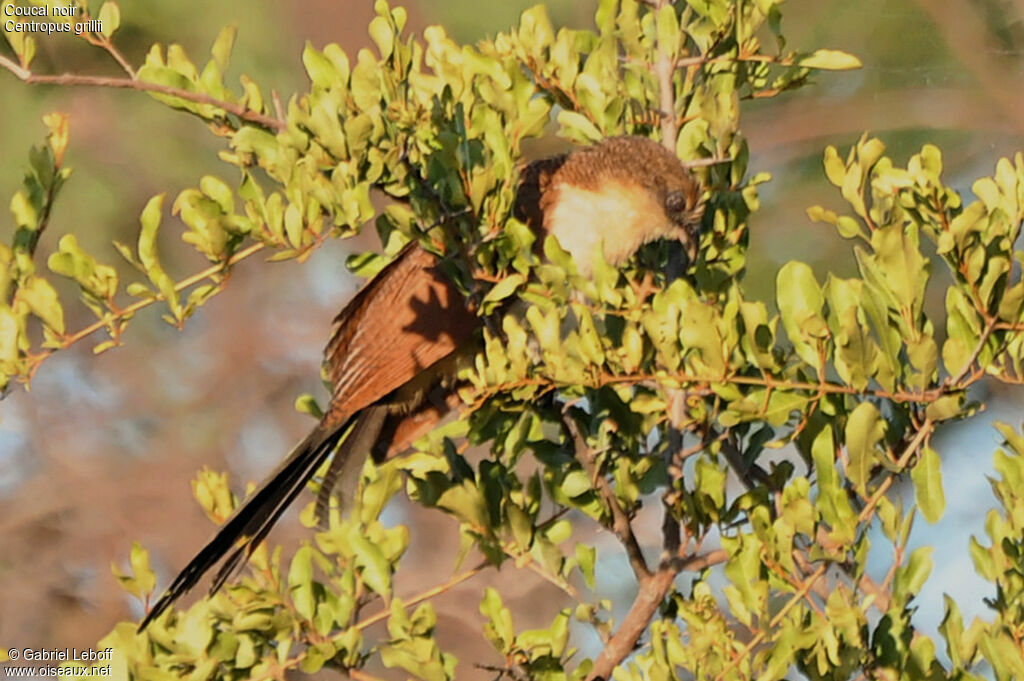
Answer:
[481,273,524,311]
[288,544,316,620]
[210,24,237,72]
[557,110,603,142]
[812,424,856,545]
[346,523,392,598]
[480,587,514,652]
[137,194,181,320]
[822,146,846,188]
[574,543,596,589]
[199,175,234,214]
[799,49,862,70]
[19,276,64,336]
[303,42,339,89]
[97,2,121,39]
[845,401,885,494]
[368,15,394,59]
[911,445,945,523]
[560,469,592,498]
[137,64,199,113]
[777,261,827,368]
[939,595,971,667]
[129,541,156,595]
[893,546,933,605]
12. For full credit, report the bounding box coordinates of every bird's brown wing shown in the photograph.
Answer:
[321,244,479,426]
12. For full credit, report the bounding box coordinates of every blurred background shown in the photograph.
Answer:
[2,0,1024,677]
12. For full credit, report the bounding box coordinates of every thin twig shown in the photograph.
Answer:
[857,419,933,524]
[45,242,265,356]
[719,436,772,490]
[78,25,136,77]
[354,561,488,631]
[563,408,651,580]
[682,156,732,169]
[0,56,284,132]
[473,370,962,414]
[248,562,489,681]
[348,669,387,681]
[947,315,997,387]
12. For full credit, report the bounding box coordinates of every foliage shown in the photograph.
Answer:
[5,0,1024,680]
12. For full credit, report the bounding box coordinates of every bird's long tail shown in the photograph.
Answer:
[314,405,388,526]
[138,413,355,631]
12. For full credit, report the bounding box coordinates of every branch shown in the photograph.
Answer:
[0,55,285,132]
[654,0,678,149]
[719,435,772,490]
[947,315,997,387]
[713,563,828,681]
[249,562,489,681]
[36,242,265,364]
[471,369,962,416]
[587,550,727,681]
[857,419,933,523]
[354,561,487,632]
[563,408,651,580]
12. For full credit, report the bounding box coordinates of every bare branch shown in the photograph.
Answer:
[587,550,727,681]
[654,0,678,149]
[0,57,285,132]
[564,409,651,580]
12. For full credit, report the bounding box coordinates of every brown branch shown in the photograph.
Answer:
[354,561,487,632]
[102,40,136,79]
[75,12,135,78]
[248,562,488,681]
[719,436,772,490]
[715,564,828,681]
[472,369,958,415]
[661,502,681,559]
[857,419,933,523]
[564,409,651,580]
[655,0,678,149]
[587,550,727,681]
[681,156,732,169]
[0,55,284,132]
[38,242,266,360]
[947,315,997,387]
[675,52,788,69]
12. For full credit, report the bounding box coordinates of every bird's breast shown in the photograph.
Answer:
[544,179,674,274]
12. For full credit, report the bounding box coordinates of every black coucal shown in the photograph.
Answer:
[139,135,703,629]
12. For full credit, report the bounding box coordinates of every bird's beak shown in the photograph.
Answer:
[679,224,699,264]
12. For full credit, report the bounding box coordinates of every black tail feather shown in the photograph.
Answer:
[138,414,354,631]
[314,405,388,527]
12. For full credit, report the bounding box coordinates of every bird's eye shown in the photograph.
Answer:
[665,190,688,214]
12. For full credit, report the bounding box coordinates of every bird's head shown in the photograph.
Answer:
[534,136,705,273]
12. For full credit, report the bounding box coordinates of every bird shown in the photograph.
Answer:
[138,135,704,630]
